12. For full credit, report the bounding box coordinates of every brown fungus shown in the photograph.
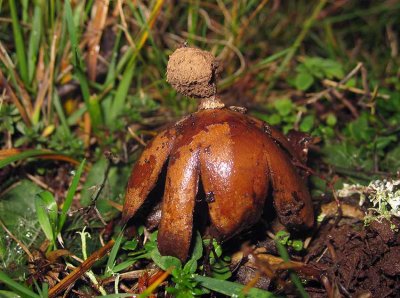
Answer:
[122,47,314,261]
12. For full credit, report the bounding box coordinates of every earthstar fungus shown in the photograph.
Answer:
[122,47,314,261]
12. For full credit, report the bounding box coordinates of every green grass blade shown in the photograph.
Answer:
[21,0,28,24]
[0,290,23,298]
[275,240,309,298]
[108,61,135,125]
[53,90,72,136]
[64,0,102,129]
[8,0,29,85]
[193,275,276,297]
[28,5,42,84]
[266,0,327,92]
[58,158,86,233]
[0,271,40,298]
[64,0,80,67]
[35,191,58,246]
[95,295,134,298]
[104,232,124,277]
[187,0,199,44]
[75,69,103,129]
[103,29,122,87]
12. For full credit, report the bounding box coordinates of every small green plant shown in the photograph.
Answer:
[202,238,232,280]
[34,159,86,250]
[252,98,315,134]
[119,229,275,297]
[293,57,344,91]
[274,235,309,298]
[275,230,304,252]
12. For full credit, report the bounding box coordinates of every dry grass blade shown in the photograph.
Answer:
[306,62,364,104]
[0,148,84,168]
[48,239,115,298]
[0,42,33,116]
[32,68,50,124]
[116,0,136,50]
[140,268,172,296]
[0,69,32,127]
[0,218,34,261]
[236,0,270,44]
[322,79,390,99]
[136,0,165,55]
[46,21,62,119]
[86,0,110,81]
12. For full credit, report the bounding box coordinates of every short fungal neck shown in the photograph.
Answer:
[198,96,225,110]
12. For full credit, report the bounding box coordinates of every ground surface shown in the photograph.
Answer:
[1,1,400,297]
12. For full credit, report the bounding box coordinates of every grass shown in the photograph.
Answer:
[0,0,399,296]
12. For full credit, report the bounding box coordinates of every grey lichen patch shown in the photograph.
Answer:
[166,47,220,99]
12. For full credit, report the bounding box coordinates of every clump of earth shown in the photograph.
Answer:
[166,47,220,99]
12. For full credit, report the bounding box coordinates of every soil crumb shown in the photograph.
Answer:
[166,47,220,98]
[305,218,400,297]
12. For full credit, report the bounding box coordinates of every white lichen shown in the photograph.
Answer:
[338,179,400,225]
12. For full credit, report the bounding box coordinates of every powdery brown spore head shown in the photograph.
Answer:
[166,47,220,99]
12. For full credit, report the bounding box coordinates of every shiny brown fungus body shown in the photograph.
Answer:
[122,47,314,261]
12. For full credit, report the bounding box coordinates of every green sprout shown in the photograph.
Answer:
[275,231,304,252]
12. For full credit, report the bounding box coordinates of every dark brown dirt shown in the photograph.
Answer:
[230,215,400,297]
[304,217,400,297]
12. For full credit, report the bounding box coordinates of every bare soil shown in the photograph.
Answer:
[232,214,400,297]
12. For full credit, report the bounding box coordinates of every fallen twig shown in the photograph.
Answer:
[48,239,115,297]
[322,79,389,99]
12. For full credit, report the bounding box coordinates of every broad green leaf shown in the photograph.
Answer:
[191,232,203,261]
[299,115,315,132]
[0,180,43,274]
[268,113,282,125]
[322,61,344,79]
[276,230,290,245]
[295,71,314,91]
[375,135,397,151]
[193,275,276,298]
[183,232,203,273]
[274,98,294,117]
[382,147,400,173]
[80,157,130,219]
[0,271,40,298]
[344,113,374,142]
[326,113,337,126]
[151,248,182,271]
[122,239,138,251]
